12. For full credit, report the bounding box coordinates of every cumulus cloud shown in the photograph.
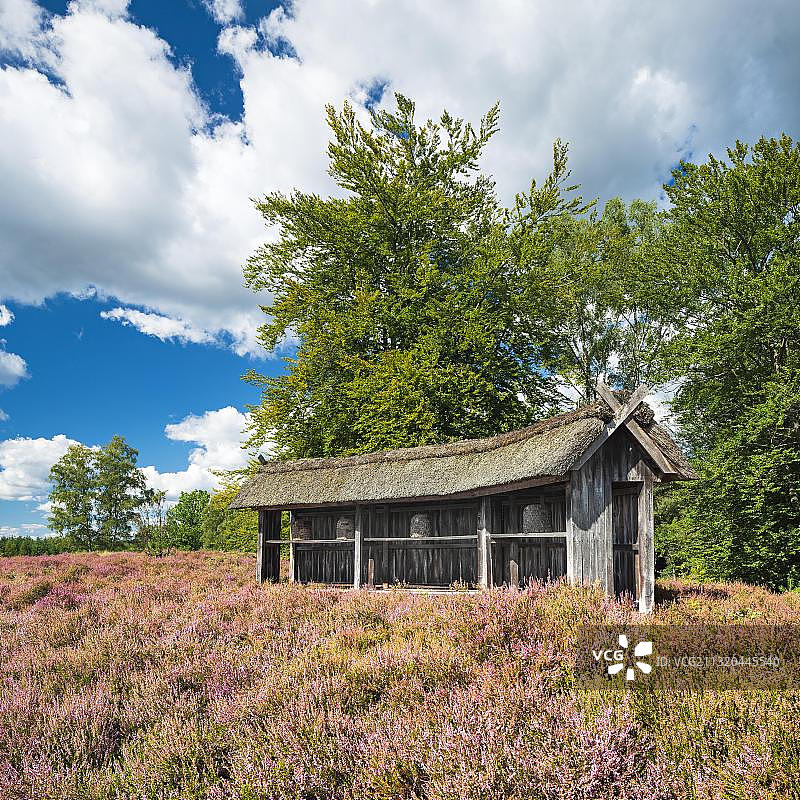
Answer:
[202,0,243,25]
[100,307,215,346]
[0,523,49,538]
[0,347,28,387]
[0,406,264,510]
[141,406,270,501]
[0,433,80,501]
[0,305,14,326]
[0,0,798,355]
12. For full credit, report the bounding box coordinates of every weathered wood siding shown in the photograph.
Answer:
[289,501,479,588]
[612,485,639,599]
[257,425,657,608]
[490,488,567,586]
[293,508,355,585]
[566,428,656,612]
[567,448,613,592]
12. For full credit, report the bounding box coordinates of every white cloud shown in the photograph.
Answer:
[0,523,49,538]
[0,408,267,509]
[100,307,215,346]
[0,0,798,356]
[141,406,270,501]
[0,347,28,387]
[0,305,13,326]
[74,0,129,18]
[0,409,8,421]
[0,0,46,61]
[0,433,80,501]
[202,0,243,25]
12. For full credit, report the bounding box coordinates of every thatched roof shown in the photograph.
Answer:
[230,400,696,510]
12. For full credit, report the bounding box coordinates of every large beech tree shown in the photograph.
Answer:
[244,94,587,457]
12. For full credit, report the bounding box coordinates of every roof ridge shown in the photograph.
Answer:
[259,402,615,475]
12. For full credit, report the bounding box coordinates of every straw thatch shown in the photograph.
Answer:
[230,400,695,510]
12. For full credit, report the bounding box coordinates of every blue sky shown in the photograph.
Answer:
[1,0,798,536]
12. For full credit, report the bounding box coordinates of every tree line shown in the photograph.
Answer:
[0,435,258,557]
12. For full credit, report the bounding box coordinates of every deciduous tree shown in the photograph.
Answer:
[244,95,587,457]
[655,135,800,589]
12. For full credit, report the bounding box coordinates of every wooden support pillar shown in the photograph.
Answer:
[565,482,575,584]
[478,495,493,589]
[638,474,655,614]
[508,499,519,588]
[353,505,363,589]
[256,509,281,584]
[509,557,519,589]
[288,510,296,583]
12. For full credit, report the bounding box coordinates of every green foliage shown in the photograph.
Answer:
[48,443,97,549]
[244,94,587,458]
[48,435,148,550]
[95,436,148,546]
[242,93,799,591]
[201,484,258,552]
[654,134,800,590]
[164,490,210,550]
[538,198,672,403]
[0,535,74,557]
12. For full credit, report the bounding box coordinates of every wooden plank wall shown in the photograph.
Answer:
[490,489,567,586]
[364,501,479,588]
[291,501,480,588]
[567,429,657,612]
[293,508,355,585]
[611,486,639,598]
[567,451,612,592]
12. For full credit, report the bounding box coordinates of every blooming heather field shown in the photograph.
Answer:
[1,552,799,799]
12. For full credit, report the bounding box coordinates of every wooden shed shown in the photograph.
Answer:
[230,384,696,612]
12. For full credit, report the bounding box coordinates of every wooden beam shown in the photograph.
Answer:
[509,556,519,589]
[288,510,296,583]
[574,384,650,471]
[353,505,363,589]
[596,383,680,477]
[638,472,655,614]
[477,495,493,589]
[367,558,375,587]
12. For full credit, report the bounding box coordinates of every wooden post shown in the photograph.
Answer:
[367,558,375,587]
[256,509,268,584]
[638,474,655,613]
[478,495,493,589]
[509,499,519,588]
[288,510,296,583]
[565,482,575,584]
[353,506,363,589]
[509,557,519,589]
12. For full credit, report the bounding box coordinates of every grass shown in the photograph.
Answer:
[0,550,798,799]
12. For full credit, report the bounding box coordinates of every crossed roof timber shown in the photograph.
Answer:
[573,382,681,478]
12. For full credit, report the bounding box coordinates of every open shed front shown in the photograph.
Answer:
[240,385,696,614]
[255,427,660,611]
